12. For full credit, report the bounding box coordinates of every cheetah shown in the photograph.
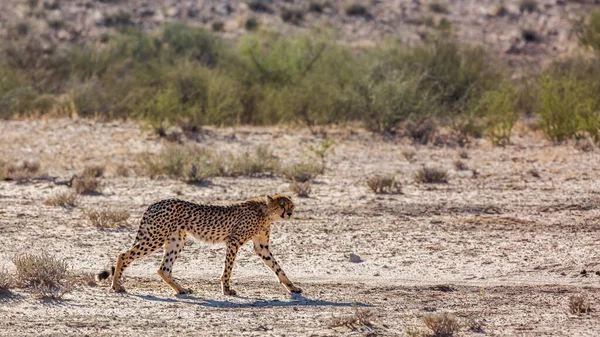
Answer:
[97,194,302,296]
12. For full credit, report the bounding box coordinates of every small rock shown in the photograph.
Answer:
[349,253,362,263]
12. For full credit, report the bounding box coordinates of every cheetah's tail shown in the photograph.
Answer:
[96,266,116,281]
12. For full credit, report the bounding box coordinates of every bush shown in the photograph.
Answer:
[0,269,12,294]
[568,295,591,315]
[415,167,449,184]
[428,2,449,14]
[579,10,600,52]
[280,162,321,182]
[472,82,518,146]
[44,191,78,207]
[0,160,40,181]
[367,175,402,194]
[345,4,370,17]
[218,146,280,177]
[289,181,311,197]
[422,313,461,337]
[13,252,73,300]
[85,209,130,229]
[137,144,219,184]
[538,73,599,142]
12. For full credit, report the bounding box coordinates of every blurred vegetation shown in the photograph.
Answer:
[2,15,600,145]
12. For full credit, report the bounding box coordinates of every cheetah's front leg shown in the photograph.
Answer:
[252,234,302,294]
[220,241,240,295]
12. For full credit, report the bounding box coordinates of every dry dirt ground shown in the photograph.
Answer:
[0,119,599,336]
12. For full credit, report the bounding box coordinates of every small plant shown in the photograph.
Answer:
[459,150,469,159]
[0,268,12,294]
[137,144,219,184]
[308,2,324,13]
[13,252,73,300]
[518,0,537,13]
[428,2,449,14]
[454,160,468,171]
[212,21,225,32]
[367,175,402,194]
[280,162,321,182]
[85,209,130,229]
[422,313,461,337]
[289,181,312,197]
[103,10,133,27]
[307,139,336,174]
[415,167,449,184]
[0,160,40,181]
[575,137,595,152]
[475,82,518,146]
[44,191,78,208]
[82,165,104,178]
[328,307,373,330]
[345,4,370,17]
[568,295,591,315]
[404,120,437,145]
[72,175,101,194]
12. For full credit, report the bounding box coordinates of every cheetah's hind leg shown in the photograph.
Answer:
[157,232,191,295]
[111,240,159,293]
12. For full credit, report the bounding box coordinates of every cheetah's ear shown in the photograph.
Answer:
[266,195,274,203]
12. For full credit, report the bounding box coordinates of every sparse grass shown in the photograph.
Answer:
[367,175,402,194]
[518,0,537,13]
[85,209,130,229]
[415,167,449,184]
[137,144,219,184]
[289,181,312,197]
[138,144,279,182]
[0,160,40,181]
[13,252,73,300]
[0,268,12,294]
[219,146,280,177]
[568,295,591,315]
[44,191,78,207]
[328,308,373,330]
[280,162,321,182]
[422,313,461,337]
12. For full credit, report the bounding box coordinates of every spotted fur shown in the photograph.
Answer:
[97,194,301,296]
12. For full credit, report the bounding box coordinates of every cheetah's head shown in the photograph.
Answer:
[266,194,295,221]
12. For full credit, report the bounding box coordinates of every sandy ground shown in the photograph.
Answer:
[0,119,599,336]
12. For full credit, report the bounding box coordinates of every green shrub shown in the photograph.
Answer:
[280,161,321,182]
[579,10,600,52]
[137,144,219,184]
[218,146,280,177]
[473,82,518,146]
[538,73,599,142]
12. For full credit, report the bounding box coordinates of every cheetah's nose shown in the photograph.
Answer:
[287,212,292,217]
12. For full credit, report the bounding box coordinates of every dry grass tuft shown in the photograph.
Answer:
[82,165,104,178]
[13,252,73,300]
[0,160,41,181]
[328,308,373,330]
[454,160,468,171]
[84,209,130,229]
[568,295,591,315]
[422,313,461,337]
[280,162,321,183]
[415,167,449,184]
[289,181,312,197]
[0,268,13,294]
[405,120,437,145]
[72,167,102,194]
[44,191,78,207]
[575,137,595,152]
[367,175,402,194]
